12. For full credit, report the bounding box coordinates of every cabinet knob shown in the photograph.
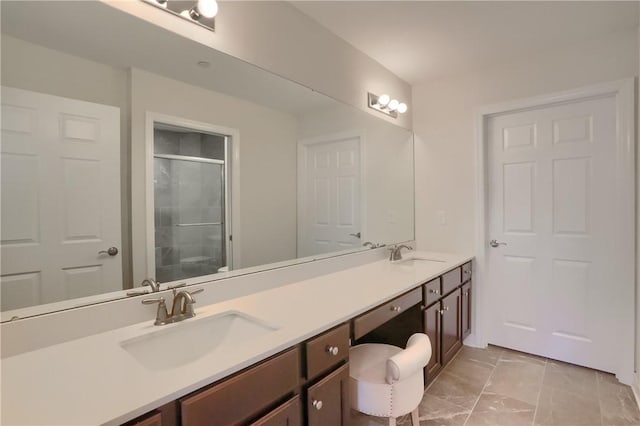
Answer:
[464,291,469,297]
[429,289,440,295]
[444,306,450,311]
[312,399,323,410]
[326,346,339,356]
[390,305,402,312]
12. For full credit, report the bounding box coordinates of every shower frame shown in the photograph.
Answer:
[142,112,240,284]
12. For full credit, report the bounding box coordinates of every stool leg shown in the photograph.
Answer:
[388,417,396,426]
[411,407,420,425]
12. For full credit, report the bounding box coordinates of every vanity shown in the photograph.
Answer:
[0,252,472,425]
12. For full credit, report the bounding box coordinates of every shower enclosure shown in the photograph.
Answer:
[153,125,230,283]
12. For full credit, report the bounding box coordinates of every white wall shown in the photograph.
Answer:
[413,28,638,253]
[636,18,640,400]
[130,69,298,284]
[104,1,412,130]
[0,35,134,288]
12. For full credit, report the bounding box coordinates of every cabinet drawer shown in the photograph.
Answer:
[126,412,162,426]
[306,323,349,380]
[307,363,350,426]
[462,262,472,283]
[250,396,301,426]
[423,277,442,307]
[442,267,462,295]
[180,348,300,426]
[353,287,421,340]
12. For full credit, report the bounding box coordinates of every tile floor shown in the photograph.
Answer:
[351,345,640,426]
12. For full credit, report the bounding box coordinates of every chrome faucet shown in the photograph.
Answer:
[142,284,204,326]
[388,244,413,261]
[126,278,162,297]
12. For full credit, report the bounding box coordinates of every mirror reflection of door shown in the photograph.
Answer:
[298,134,362,257]
[0,87,122,311]
[152,123,231,283]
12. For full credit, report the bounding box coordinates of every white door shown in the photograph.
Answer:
[1,87,121,311]
[486,93,628,373]
[298,136,361,257]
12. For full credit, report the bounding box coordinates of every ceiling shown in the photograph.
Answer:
[291,1,639,85]
[1,1,335,116]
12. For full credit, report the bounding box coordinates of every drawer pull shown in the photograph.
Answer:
[312,400,323,410]
[326,346,339,356]
[464,291,469,297]
[390,306,402,312]
[429,289,440,295]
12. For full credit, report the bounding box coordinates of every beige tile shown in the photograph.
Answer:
[425,371,484,410]
[456,345,502,368]
[498,348,547,366]
[412,393,470,426]
[542,360,598,401]
[465,392,536,426]
[596,372,640,426]
[444,356,495,388]
[484,359,545,405]
[534,385,602,426]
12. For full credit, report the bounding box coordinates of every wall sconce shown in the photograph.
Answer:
[368,92,408,118]
[142,0,217,32]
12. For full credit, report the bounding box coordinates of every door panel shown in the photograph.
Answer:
[441,291,461,365]
[298,137,361,257]
[487,94,621,372]
[0,87,121,310]
[424,302,442,383]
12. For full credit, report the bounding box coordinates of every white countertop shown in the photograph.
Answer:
[1,251,473,426]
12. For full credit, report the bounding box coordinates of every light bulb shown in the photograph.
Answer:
[197,0,218,18]
[388,99,399,111]
[397,103,408,114]
[377,94,390,107]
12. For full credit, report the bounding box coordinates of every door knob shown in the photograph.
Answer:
[489,240,507,248]
[349,232,361,239]
[98,247,119,256]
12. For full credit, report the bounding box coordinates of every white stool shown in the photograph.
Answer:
[349,333,432,426]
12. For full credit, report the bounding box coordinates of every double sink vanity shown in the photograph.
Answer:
[1,250,473,426]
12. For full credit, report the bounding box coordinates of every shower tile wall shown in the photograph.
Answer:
[154,129,226,283]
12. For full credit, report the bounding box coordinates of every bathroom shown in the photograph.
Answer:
[0,1,638,425]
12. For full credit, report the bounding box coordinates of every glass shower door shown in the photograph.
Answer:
[154,156,225,283]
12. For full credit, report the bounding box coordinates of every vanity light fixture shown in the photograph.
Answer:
[368,92,409,118]
[141,0,216,32]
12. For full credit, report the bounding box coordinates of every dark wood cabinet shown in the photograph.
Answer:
[422,261,472,385]
[180,348,300,426]
[423,302,442,383]
[461,282,471,340]
[306,364,350,426]
[441,290,462,365]
[250,396,302,426]
[122,261,473,426]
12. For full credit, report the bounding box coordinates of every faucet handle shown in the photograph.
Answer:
[141,297,165,305]
[142,297,169,325]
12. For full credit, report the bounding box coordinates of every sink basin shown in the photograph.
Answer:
[120,310,279,371]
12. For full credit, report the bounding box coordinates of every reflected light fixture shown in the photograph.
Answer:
[142,0,216,32]
[182,0,219,20]
[368,92,409,118]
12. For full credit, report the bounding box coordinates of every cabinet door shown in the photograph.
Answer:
[307,364,350,426]
[423,302,442,384]
[441,291,462,366]
[250,396,302,426]
[461,282,471,340]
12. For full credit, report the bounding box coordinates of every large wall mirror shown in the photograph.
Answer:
[0,1,414,320]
